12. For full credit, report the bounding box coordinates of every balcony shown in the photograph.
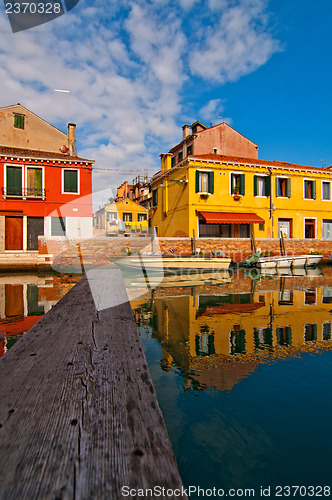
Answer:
[2,187,46,200]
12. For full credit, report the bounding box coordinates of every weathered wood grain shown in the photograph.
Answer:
[0,270,185,499]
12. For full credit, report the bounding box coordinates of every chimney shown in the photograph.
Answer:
[182,124,191,140]
[67,123,77,157]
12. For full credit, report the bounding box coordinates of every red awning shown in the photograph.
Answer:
[200,212,265,224]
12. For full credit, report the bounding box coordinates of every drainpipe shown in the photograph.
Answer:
[268,168,274,238]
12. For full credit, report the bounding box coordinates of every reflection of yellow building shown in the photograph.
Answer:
[132,283,332,391]
[105,199,148,235]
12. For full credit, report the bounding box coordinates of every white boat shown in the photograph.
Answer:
[111,254,232,273]
[257,254,322,269]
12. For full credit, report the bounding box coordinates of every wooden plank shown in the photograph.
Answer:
[0,271,185,499]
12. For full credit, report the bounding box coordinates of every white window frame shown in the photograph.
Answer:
[276,176,289,198]
[322,180,332,201]
[303,178,315,200]
[304,217,317,238]
[230,171,242,195]
[62,168,80,195]
[255,174,268,197]
[4,163,45,199]
[197,169,213,194]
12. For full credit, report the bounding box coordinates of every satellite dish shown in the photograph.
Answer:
[59,145,69,153]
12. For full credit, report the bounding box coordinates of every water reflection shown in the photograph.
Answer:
[0,273,78,356]
[131,270,332,392]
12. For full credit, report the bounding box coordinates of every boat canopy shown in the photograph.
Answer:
[200,212,265,224]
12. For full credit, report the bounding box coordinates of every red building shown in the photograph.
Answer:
[0,104,94,253]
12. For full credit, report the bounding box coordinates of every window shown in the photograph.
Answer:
[138,213,147,221]
[27,167,42,197]
[123,212,132,222]
[6,165,23,196]
[178,151,183,162]
[5,165,44,198]
[152,188,158,206]
[187,144,193,156]
[51,217,66,236]
[304,324,317,342]
[254,175,270,196]
[276,177,291,197]
[107,212,117,221]
[304,218,315,238]
[63,169,79,193]
[322,220,332,239]
[322,181,331,200]
[196,170,214,194]
[276,327,292,346]
[304,179,316,199]
[231,173,245,195]
[259,223,265,231]
[171,156,176,168]
[14,113,25,129]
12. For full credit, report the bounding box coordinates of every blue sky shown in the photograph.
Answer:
[0,0,331,207]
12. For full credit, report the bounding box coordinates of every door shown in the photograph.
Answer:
[305,219,315,238]
[278,219,291,238]
[5,216,23,250]
[27,217,44,250]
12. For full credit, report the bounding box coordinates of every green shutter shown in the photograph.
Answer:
[196,171,200,193]
[312,180,316,199]
[304,181,308,199]
[14,114,25,129]
[152,189,158,206]
[265,176,271,197]
[51,217,66,236]
[276,178,280,197]
[240,174,245,195]
[286,178,291,198]
[7,166,22,195]
[254,176,258,196]
[208,172,214,194]
[64,170,78,193]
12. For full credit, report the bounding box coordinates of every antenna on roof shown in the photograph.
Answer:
[217,115,225,123]
[54,89,70,125]
[320,159,327,168]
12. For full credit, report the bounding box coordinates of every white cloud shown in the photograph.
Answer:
[0,0,280,203]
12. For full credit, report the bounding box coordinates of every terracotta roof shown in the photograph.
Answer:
[0,145,93,163]
[189,153,330,173]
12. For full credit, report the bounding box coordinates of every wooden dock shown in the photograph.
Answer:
[0,269,185,499]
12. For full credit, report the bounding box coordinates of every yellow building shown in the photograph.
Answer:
[150,122,332,239]
[104,198,148,235]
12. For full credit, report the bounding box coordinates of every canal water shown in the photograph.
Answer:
[0,272,78,357]
[129,267,332,497]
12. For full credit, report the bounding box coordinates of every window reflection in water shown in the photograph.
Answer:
[132,278,332,392]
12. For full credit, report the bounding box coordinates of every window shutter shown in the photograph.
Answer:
[265,176,271,197]
[286,178,291,198]
[7,166,22,195]
[208,172,214,194]
[64,170,78,193]
[152,189,158,206]
[254,176,258,196]
[304,181,308,199]
[276,178,280,197]
[240,174,245,195]
[312,180,316,199]
[196,171,200,193]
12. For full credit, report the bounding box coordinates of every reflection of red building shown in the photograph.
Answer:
[0,104,94,253]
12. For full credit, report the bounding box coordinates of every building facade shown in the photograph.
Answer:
[95,198,148,236]
[151,121,332,239]
[0,104,94,253]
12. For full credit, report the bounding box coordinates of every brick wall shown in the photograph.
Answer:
[39,236,332,270]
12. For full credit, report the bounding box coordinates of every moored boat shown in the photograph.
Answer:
[244,254,322,269]
[110,254,232,273]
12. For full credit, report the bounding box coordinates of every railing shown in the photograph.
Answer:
[2,187,46,199]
